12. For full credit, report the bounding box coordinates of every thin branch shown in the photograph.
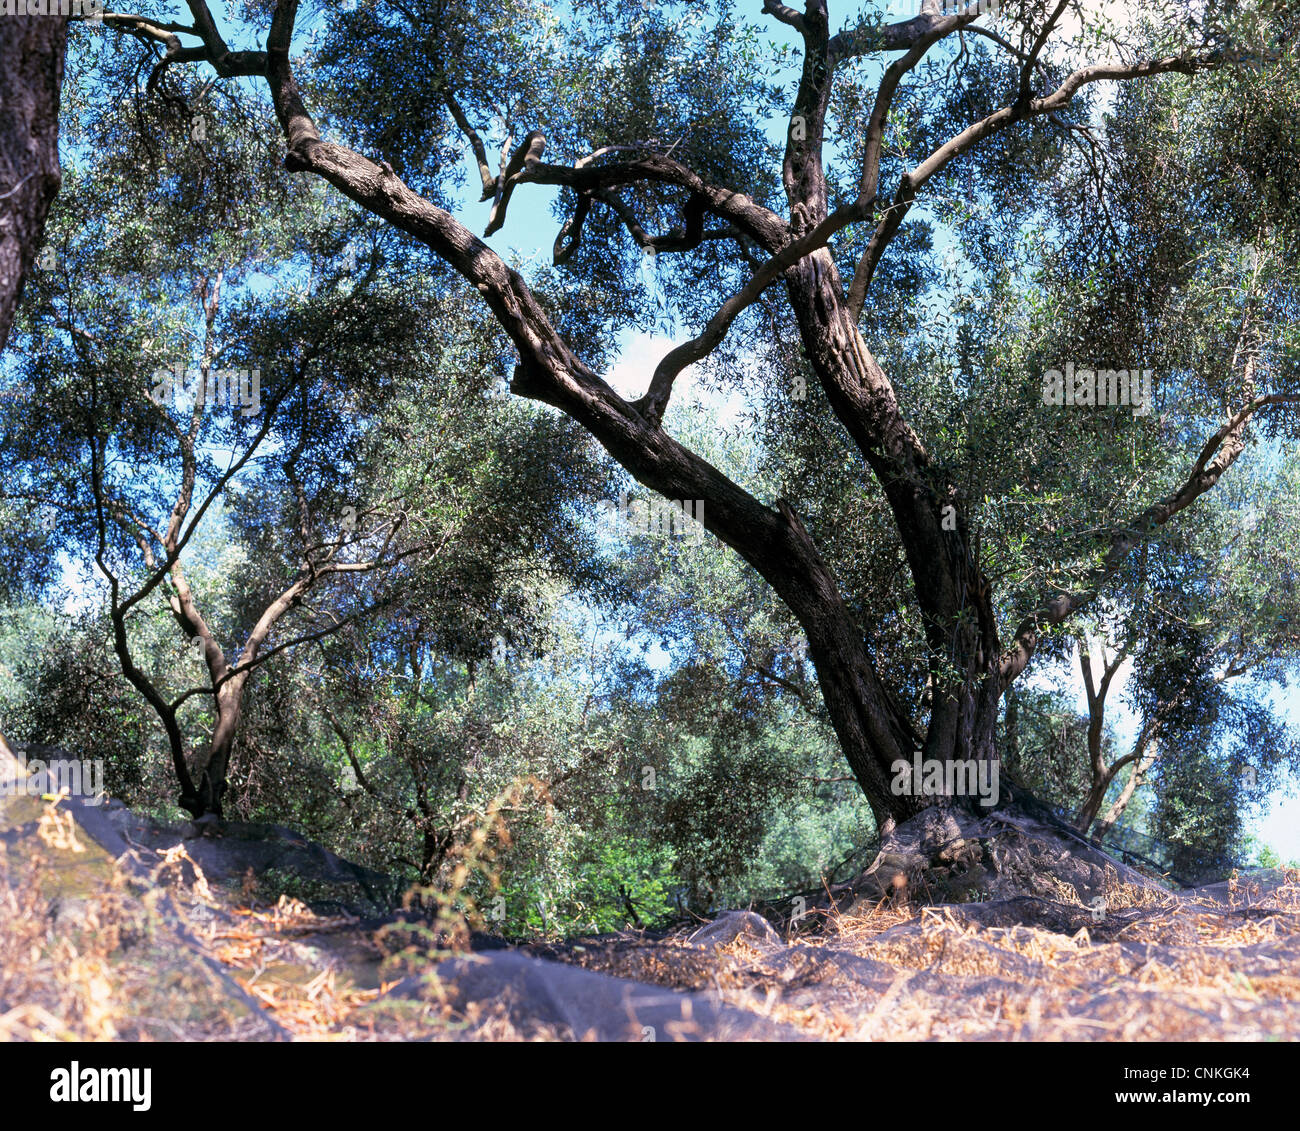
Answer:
[517,152,789,254]
[636,195,874,424]
[1016,1,1071,110]
[441,87,497,201]
[1001,391,1300,687]
[847,50,1219,317]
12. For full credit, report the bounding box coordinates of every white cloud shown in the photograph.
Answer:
[602,331,669,400]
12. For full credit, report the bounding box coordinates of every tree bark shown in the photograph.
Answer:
[0,15,66,351]
[1073,637,1125,831]
[1003,688,1019,767]
[1075,775,1112,833]
[783,247,1005,815]
[193,680,248,817]
[1094,739,1157,840]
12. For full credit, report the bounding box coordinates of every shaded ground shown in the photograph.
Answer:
[526,883,1300,1040]
[3,750,1298,1041]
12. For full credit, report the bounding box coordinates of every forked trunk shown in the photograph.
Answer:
[1074,777,1113,833]
[773,248,1008,821]
[177,681,247,819]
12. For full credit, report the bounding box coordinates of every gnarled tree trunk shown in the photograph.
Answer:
[84,1,1283,880]
[0,14,66,351]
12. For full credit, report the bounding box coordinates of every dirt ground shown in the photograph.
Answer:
[3,780,1298,1041]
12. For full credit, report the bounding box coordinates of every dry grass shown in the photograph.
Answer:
[6,788,1299,1042]
[0,778,576,1042]
[0,814,557,1042]
[0,809,143,1041]
[167,858,1300,1042]
[625,869,1300,1040]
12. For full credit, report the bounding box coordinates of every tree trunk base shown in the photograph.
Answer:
[840,785,1161,917]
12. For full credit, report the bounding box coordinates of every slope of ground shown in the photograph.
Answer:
[2,750,1297,1042]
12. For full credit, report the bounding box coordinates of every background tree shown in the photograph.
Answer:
[0,59,612,815]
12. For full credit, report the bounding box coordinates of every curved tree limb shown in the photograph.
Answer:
[441,85,498,201]
[761,0,805,35]
[519,152,789,254]
[484,129,546,236]
[828,0,992,62]
[846,49,1219,318]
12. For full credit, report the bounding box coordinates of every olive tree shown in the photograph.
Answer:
[41,1,1300,867]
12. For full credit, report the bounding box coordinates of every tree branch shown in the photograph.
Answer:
[761,0,805,35]
[1000,392,1300,687]
[829,0,992,62]
[441,86,498,201]
[847,49,1220,317]
[521,151,789,254]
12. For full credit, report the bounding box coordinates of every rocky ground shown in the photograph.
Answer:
[3,752,1298,1041]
